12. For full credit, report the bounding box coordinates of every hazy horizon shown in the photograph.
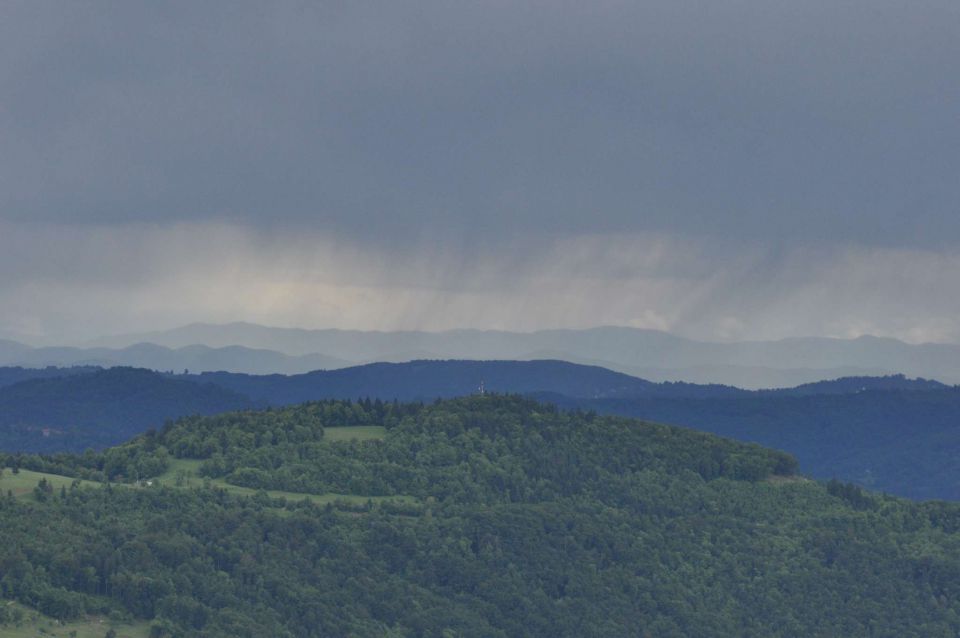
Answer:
[6,318,960,388]
[5,319,960,349]
[4,5,960,634]
[2,2,958,344]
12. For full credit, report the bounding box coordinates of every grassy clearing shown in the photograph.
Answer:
[0,601,149,638]
[323,425,387,442]
[1,425,407,507]
[764,474,812,485]
[155,458,414,506]
[0,469,101,500]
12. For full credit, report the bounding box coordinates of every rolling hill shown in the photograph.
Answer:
[0,365,99,389]
[185,359,744,405]
[0,341,349,375]
[0,367,258,452]
[188,363,947,406]
[1,361,958,500]
[539,388,960,501]
[3,396,960,637]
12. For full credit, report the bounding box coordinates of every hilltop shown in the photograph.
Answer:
[3,396,960,637]
[0,367,257,452]
[0,340,348,375]
[0,362,958,500]
[187,359,742,404]
[543,387,960,500]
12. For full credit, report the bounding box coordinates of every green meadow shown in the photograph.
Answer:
[2,424,409,508]
[0,469,100,500]
[0,601,149,638]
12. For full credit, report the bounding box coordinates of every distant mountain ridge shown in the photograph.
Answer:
[1,335,895,388]
[0,361,943,405]
[758,374,948,396]
[79,322,960,386]
[1,360,958,500]
[0,340,349,375]
[187,359,745,405]
[0,366,99,389]
[541,388,960,501]
[0,367,257,452]
[186,362,947,405]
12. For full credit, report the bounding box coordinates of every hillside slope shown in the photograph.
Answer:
[1,362,958,501]
[542,388,960,500]
[0,367,258,452]
[4,397,960,637]
[0,365,99,389]
[188,359,741,404]
[190,364,947,405]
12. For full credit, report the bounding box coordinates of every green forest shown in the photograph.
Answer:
[3,396,960,637]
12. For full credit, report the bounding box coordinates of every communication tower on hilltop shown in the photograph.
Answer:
[478,380,485,395]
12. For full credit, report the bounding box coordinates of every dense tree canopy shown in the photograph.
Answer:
[2,396,960,637]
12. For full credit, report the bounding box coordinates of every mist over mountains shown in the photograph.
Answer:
[2,322,956,387]
[0,339,349,376]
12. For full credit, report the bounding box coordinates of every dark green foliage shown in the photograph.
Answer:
[2,397,960,636]
[548,388,960,500]
[125,397,795,503]
[826,479,877,510]
[0,366,99,389]
[3,435,171,483]
[2,362,959,502]
[0,367,258,453]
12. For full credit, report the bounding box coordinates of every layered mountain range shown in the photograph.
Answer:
[0,360,957,500]
[7,396,960,636]
[5,322,960,387]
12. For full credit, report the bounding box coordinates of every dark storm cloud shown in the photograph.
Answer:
[1,1,959,343]
[2,1,958,246]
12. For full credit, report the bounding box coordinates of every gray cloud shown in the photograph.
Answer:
[1,2,958,342]
[1,221,959,345]
[1,1,958,246]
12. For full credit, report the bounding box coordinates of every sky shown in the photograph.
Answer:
[1,1,958,343]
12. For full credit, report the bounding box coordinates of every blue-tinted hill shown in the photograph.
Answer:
[0,367,258,452]
[8,396,960,637]
[0,365,99,389]
[187,359,745,404]
[1,361,958,500]
[538,387,960,500]
[190,363,947,405]
[759,374,948,396]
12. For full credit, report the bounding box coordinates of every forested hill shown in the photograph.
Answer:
[0,367,258,453]
[1,362,958,500]
[4,396,960,637]
[539,388,960,501]
[0,362,942,410]
[758,374,948,396]
[186,363,948,405]
[0,365,99,389]
[187,359,742,404]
